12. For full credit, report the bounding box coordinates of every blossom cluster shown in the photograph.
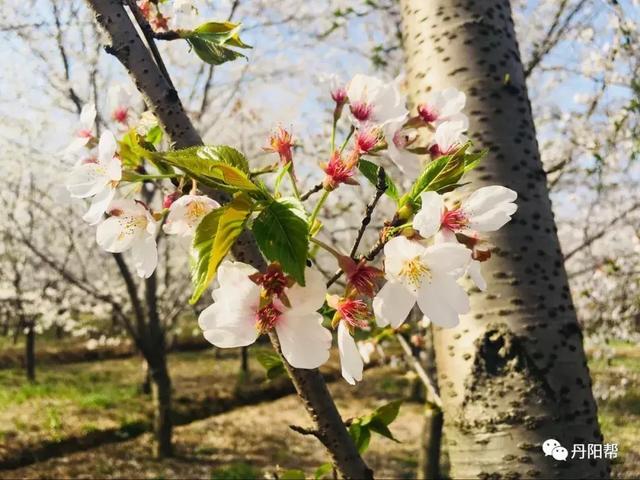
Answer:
[63,72,517,386]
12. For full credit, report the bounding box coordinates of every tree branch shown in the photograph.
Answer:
[84,1,370,477]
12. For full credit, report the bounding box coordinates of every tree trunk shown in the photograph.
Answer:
[418,405,443,480]
[25,321,35,382]
[241,346,249,374]
[400,1,606,478]
[149,359,173,458]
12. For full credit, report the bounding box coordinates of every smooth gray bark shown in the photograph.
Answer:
[400,1,607,478]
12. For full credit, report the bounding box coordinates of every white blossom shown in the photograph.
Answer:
[163,195,220,237]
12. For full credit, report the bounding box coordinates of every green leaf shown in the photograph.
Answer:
[348,422,371,454]
[366,419,400,442]
[145,125,163,145]
[197,145,250,173]
[358,159,399,202]
[252,197,309,285]
[280,470,306,480]
[189,193,254,303]
[400,142,486,208]
[160,146,258,192]
[255,350,286,380]
[181,22,251,66]
[314,463,333,480]
[368,399,403,426]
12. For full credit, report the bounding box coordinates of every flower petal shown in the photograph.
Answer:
[423,243,470,276]
[198,298,259,348]
[463,186,517,217]
[286,268,327,314]
[468,260,487,291]
[80,103,97,128]
[417,273,468,328]
[82,186,115,225]
[373,280,416,328]
[131,234,158,278]
[338,322,363,385]
[383,236,429,281]
[98,131,117,165]
[467,203,518,232]
[414,191,444,238]
[66,163,108,198]
[95,214,139,253]
[275,312,332,369]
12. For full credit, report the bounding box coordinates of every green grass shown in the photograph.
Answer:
[211,462,262,480]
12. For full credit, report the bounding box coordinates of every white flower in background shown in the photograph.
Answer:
[430,120,467,157]
[96,198,158,278]
[418,88,468,128]
[163,195,220,237]
[413,187,517,291]
[383,118,422,178]
[346,74,407,127]
[198,262,332,369]
[357,340,376,364]
[63,104,97,154]
[373,236,471,328]
[108,84,137,127]
[414,187,518,241]
[66,131,122,225]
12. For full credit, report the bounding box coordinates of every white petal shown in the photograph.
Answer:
[383,236,429,280]
[373,280,416,328]
[216,260,258,289]
[468,260,487,291]
[423,243,471,276]
[439,88,466,118]
[106,157,122,182]
[98,131,117,165]
[95,214,140,253]
[198,298,259,348]
[66,163,108,198]
[80,103,97,128]
[417,273,469,328]
[131,235,158,278]
[275,312,332,369]
[414,191,444,238]
[286,268,327,314]
[467,203,518,232]
[61,137,91,156]
[383,121,421,178]
[464,186,518,217]
[346,74,383,103]
[82,186,115,225]
[434,120,466,151]
[338,323,363,385]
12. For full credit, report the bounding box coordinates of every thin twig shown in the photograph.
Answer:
[349,167,387,258]
[301,182,323,201]
[395,333,443,409]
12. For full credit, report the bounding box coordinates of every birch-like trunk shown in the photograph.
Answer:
[400,1,607,478]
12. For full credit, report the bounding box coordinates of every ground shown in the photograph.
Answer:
[0,340,638,479]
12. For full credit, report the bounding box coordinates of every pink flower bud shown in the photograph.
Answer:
[163,191,181,209]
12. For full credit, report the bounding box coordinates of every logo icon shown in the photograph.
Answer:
[543,439,568,461]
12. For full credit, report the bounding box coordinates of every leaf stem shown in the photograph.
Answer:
[310,237,344,259]
[339,126,355,154]
[309,189,329,227]
[288,169,301,200]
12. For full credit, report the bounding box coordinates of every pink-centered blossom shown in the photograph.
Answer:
[346,74,407,127]
[163,194,220,237]
[198,262,332,369]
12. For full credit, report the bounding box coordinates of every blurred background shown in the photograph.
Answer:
[0,0,638,478]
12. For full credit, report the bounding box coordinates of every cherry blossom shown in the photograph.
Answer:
[63,103,97,154]
[417,87,468,128]
[373,236,471,328]
[382,118,421,178]
[346,74,407,127]
[65,131,122,225]
[163,194,220,237]
[108,84,137,127]
[96,198,158,278]
[198,261,332,369]
[429,120,467,158]
[413,187,518,242]
[264,127,294,167]
[337,321,363,385]
[322,150,359,190]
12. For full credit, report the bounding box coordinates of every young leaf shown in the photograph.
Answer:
[160,147,258,192]
[280,470,306,480]
[252,197,310,285]
[314,463,333,480]
[348,422,371,454]
[181,22,251,66]
[358,159,399,201]
[189,193,254,303]
[255,350,286,380]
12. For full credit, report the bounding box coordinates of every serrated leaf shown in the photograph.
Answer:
[255,350,286,380]
[314,463,333,480]
[160,147,258,192]
[197,145,250,173]
[189,193,253,303]
[358,159,399,202]
[181,22,251,66]
[252,197,309,285]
